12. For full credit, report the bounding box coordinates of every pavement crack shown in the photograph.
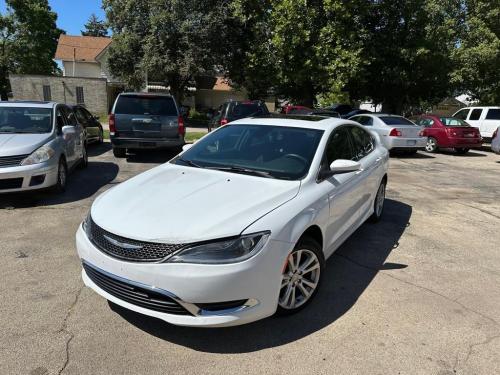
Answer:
[456,334,500,371]
[457,203,500,221]
[57,284,84,375]
[335,253,500,327]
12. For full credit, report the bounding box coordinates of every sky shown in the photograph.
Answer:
[0,0,106,35]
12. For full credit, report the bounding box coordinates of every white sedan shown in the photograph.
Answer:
[76,116,389,327]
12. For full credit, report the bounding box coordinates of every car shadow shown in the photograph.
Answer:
[125,149,181,164]
[110,198,412,353]
[87,142,112,157]
[438,149,487,157]
[391,152,434,159]
[0,161,119,209]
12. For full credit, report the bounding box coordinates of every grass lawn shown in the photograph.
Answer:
[102,130,205,143]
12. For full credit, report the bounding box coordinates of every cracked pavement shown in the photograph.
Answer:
[0,144,499,374]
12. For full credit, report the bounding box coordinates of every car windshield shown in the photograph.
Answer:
[440,117,470,127]
[379,116,417,126]
[115,95,177,116]
[0,107,52,133]
[174,124,324,180]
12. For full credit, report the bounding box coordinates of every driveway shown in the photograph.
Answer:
[0,145,499,374]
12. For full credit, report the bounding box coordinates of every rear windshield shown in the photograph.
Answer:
[379,116,416,126]
[0,107,52,134]
[115,95,177,116]
[440,117,470,127]
[231,103,268,119]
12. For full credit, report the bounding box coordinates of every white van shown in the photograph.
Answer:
[453,107,500,140]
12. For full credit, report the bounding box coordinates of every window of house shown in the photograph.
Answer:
[76,87,85,104]
[43,85,51,101]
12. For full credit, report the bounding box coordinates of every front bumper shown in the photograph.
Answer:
[76,225,292,327]
[0,161,58,193]
[385,136,427,151]
[111,136,184,150]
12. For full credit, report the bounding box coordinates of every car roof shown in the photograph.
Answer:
[229,115,354,130]
[119,92,174,98]
[0,100,56,108]
[460,106,500,109]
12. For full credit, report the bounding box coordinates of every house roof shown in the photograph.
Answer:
[213,77,233,91]
[55,34,112,62]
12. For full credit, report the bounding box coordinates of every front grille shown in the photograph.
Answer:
[83,262,191,315]
[0,177,23,190]
[88,218,186,262]
[0,154,29,168]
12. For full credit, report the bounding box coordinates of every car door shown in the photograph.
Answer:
[321,126,365,257]
[61,106,84,167]
[482,109,500,138]
[349,125,382,221]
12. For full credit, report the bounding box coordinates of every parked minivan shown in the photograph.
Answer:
[109,93,185,158]
[452,107,500,140]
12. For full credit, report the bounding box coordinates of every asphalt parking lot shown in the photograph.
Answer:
[1,143,499,375]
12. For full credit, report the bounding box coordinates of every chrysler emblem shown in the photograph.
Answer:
[103,235,143,250]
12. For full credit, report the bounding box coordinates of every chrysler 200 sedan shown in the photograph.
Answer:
[76,116,389,327]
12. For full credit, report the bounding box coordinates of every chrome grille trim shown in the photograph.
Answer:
[0,154,29,168]
[88,218,186,262]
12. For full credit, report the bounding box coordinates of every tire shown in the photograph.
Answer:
[277,237,324,315]
[98,128,104,144]
[53,158,67,193]
[78,144,88,169]
[425,137,438,153]
[112,147,126,158]
[369,179,386,223]
[455,148,470,155]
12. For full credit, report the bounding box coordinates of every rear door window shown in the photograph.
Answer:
[469,108,483,120]
[350,126,375,160]
[231,103,268,118]
[486,109,500,120]
[115,95,178,116]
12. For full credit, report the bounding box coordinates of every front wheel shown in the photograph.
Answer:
[53,158,67,193]
[455,148,470,155]
[98,128,104,143]
[425,137,438,153]
[277,238,323,315]
[78,145,88,169]
[370,180,386,223]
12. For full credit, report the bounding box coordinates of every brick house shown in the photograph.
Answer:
[9,35,123,115]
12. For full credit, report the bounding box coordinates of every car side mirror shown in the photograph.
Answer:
[330,159,361,174]
[62,125,76,136]
[182,144,193,152]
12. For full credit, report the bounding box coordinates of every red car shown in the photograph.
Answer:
[280,105,312,115]
[414,114,482,154]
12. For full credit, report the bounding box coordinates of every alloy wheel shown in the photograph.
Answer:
[375,182,385,217]
[279,249,321,310]
[426,138,437,152]
[59,161,66,188]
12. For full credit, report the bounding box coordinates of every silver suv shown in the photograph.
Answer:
[109,93,185,158]
[0,101,87,193]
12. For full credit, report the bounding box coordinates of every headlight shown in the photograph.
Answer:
[167,231,270,264]
[82,211,92,238]
[21,144,56,165]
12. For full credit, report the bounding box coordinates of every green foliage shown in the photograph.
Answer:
[0,0,62,99]
[81,13,108,37]
[452,0,500,105]
[103,0,231,104]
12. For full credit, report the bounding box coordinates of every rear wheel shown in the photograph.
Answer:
[370,179,386,223]
[277,238,323,315]
[455,148,470,155]
[425,137,438,153]
[112,147,126,158]
[98,128,104,143]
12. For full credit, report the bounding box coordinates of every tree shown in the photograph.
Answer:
[0,0,62,99]
[103,0,232,104]
[81,13,108,37]
[452,0,500,104]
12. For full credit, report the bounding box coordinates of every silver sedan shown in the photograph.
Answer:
[349,114,426,153]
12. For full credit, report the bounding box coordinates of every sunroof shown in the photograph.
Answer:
[255,113,328,122]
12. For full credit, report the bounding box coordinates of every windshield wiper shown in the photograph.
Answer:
[178,157,202,168]
[208,165,275,179]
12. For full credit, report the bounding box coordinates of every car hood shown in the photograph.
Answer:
[0,133,52,157]
[91,164,301,243]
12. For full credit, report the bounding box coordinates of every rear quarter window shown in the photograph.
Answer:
[115,95,178,116]
[486,109,500,120]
